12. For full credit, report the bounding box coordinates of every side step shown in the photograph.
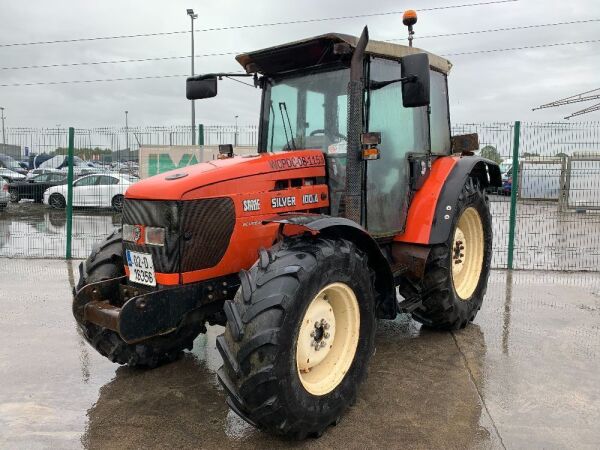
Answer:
[397,296,423,314]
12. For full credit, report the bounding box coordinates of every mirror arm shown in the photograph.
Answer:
[369,75,417,91]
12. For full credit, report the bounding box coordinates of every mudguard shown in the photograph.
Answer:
[395,155,501,246]
[268,214,397,319]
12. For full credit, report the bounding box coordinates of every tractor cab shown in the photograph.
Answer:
[189,32,453,237]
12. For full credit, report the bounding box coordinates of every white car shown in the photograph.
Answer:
[0,168,26,182]
[44,174,133,211]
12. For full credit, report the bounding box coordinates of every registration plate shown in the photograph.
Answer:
[126,250,156,287]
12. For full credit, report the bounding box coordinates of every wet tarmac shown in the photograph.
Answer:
[1,259,599,449]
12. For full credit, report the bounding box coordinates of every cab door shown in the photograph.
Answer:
[365,57,429,236]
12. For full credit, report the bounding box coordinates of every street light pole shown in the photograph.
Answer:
[0,107,5,148]
[234,115,239,147]
[187,9,198,145]
[125,110,129,152]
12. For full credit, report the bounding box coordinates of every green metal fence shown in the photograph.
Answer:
[2,122,600,272]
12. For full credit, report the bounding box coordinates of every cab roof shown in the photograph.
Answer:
[236,32,452,76]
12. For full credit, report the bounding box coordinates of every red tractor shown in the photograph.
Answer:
[74,23,500,439]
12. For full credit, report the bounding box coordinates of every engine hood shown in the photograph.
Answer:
[125,150,326,200]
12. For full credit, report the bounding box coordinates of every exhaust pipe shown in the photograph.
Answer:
[344,26,369,224]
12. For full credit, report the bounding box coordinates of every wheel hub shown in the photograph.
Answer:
[452,229,466,274]
[310,318,331,351]
[297,296,336,372]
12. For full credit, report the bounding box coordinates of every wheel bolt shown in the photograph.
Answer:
[310,331,315,338]
[460,253,464,258]
[324,332,330,339]
[314,321,320,328]
[324,323,330,330]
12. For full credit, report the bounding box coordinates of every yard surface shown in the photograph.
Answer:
[0,259,599,449]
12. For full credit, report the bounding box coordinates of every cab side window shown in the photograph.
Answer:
[430,71,451,154]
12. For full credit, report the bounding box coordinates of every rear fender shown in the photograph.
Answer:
[395,156,500,246]
[269,215,396,319]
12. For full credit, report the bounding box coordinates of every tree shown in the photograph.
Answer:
[479,145,503,164]
[555,152,568,158]
[521,152,540,158]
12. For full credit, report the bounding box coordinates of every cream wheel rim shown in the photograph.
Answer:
[296,282,360,396]
[452,207,484,300]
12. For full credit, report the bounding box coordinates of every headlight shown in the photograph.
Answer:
[145,227,165,246]
[123,224,165,246]
[122,223,138,243]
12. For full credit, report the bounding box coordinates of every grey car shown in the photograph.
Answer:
[0,178,9,210]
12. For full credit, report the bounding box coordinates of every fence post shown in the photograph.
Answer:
[198,124,204,163]
[65,127,75,259]
[507,121,520,270]
[198,124,204,145]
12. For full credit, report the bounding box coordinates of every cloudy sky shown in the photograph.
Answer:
[0,0,599,128]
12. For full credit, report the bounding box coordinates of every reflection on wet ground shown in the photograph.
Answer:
[1,260,599,449]
[3,199,600,270]
[0,202,121,259]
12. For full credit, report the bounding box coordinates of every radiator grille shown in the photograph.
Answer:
[180,197,235,272]
[122,197,235,275]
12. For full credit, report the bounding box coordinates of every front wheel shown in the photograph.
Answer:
[400,177,492,329]
[9,191,20,203]
[75,230,206,367]
[49,193,66,209]
[217,237,376,439]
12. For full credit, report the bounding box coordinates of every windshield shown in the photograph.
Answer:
[261,68,350,152]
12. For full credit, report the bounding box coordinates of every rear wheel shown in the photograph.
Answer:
[217,237,376,439]
[400,177,492,329]
[49,193,66,209]
[75,230,206,367]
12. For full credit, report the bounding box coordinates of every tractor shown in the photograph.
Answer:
[73,15,500,439]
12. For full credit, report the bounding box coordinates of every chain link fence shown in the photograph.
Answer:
[1,122,600,271]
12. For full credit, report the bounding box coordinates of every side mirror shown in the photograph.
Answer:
[186,75,218,100]
[401,53,430,108]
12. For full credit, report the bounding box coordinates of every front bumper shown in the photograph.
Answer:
[73,275,239,344]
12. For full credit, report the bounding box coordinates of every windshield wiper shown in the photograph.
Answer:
[278,101,296,150]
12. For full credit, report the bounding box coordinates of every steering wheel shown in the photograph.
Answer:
[309,129,347,141]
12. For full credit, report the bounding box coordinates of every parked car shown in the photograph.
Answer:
[26,167,63,180]
[0,179,9,210]
[500,173,512,196]
[8,172,67,203]
[0,154,28,176]
[0,168,26,182]
[43,174,133,211]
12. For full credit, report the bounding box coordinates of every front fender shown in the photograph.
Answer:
[268,214,396,319]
